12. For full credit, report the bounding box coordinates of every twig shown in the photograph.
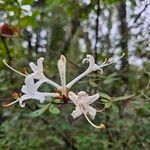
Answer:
[94,0,100,63]
[133,2,150,23]
[1,37,14,83]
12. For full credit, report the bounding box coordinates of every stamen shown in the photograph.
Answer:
[80,106,105,129]
[96,108,105,112]
[2,99,19,107]
[3,59,26,77]
[83,111,105,129]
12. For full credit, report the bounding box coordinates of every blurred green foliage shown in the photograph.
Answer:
[0,0,149,149]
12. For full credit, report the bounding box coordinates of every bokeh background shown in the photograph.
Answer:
[0,0,149,149]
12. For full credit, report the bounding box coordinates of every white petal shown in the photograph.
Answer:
[33,93,45,103]
[86,106,96,120]
[57,55,66,89]
[29,62,37,72]
[21,85,28,94]
[68,91,78,105]
[19,95,30,108]
[37,57,44,68]
[77,91,89,100]
[71,106,82,119]
[85,93,99,104]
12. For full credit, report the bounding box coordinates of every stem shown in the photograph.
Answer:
[94,0,100,63]
[1,37,14,83]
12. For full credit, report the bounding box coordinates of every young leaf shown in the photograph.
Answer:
[89,82,98,88]
[99,92,111,100]
[111,104,119,113]
[101,99,112,108]
[29,105,49,117]
[113,94,135,102]
[49,105,60,114]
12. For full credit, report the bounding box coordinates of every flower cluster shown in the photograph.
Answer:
[3,54,124,128]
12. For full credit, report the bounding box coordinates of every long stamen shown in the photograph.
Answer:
[80,106,105,129]
[2,99,19,107]
[100,53,125,68]
[83,111,105,129]
[3,59,27,77]
[96,108,105,112]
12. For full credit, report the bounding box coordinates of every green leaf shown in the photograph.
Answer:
[103,77,119,84]
[29,105,49,117]
[49,105,60,114]
[89,82,98,88]
[111,104,119,113]
[54,99,63,104]
[113,94,135,102]
[99,92,111,100]
[101,99,112,108]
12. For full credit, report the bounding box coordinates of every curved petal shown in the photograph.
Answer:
[33,93,45,103]
[68,91,78,105]
[71,106,82,119]
[37,57,44,68]
[23,76,36,94]
[57,55,66,89]
[19,95,30,108]
[85,93,99,105]
[86,106,96,120]
[77,91,89,100]
[29,62,37,72]
[21,85,28,94]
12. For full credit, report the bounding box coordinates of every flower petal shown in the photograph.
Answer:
[57,55,66,89]
[19,95,30,107]
[85,93,99,104]
[86,106,96,120]
[77,91,89,100]
[68,91,78,105]
[29,62,37,72]
[71,106,82,119]
[37,57,44,68]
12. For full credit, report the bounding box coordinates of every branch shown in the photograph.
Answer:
[94,0,100,63]
[1,37,14,83]
[133,2,150,23]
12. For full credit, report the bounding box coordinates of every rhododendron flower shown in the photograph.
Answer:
[4,76,59,107]
[68,91,105,129]
[3,53,124,128]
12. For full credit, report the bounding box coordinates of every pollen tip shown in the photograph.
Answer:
[99,124,105,129]
[2,103,10,107]
[60,55,66,60]
[3,59,6,63]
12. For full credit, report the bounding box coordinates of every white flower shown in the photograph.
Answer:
[68,91,99,119]
[4,76,59,108]
[29,57,45,79]
[3,54,124,105]
[57,55,67,94]
[68,91,105,129]
[67,53,124,88]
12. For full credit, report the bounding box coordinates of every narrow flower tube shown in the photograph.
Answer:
[57,55,66,92]
[67,53,125,88]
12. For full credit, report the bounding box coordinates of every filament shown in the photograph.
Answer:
[3,59,26,77]
[2,99,19,107]
[80,106,105,129]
